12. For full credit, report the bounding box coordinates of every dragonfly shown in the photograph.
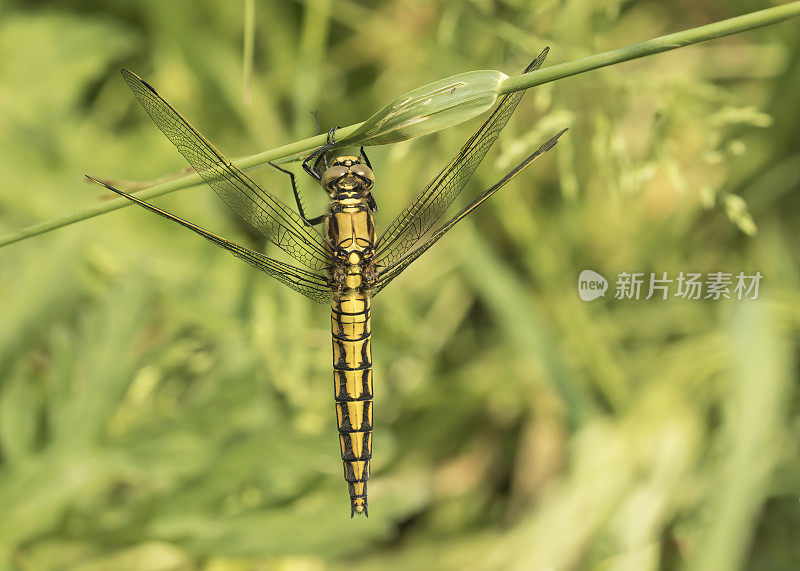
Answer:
[86,48,566,517]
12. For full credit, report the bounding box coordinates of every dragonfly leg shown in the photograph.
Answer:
[358,147,377,212]
[302,150,324,182]
[316,127,338,173]
[365,192,378,212]
[268,161,325,226]
[359,146,372,170]
[302,126,338,182]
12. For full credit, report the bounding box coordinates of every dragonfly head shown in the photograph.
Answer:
[322,156,374,195]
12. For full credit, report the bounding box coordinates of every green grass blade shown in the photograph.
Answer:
[342,70,508,146]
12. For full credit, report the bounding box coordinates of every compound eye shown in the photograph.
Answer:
[321,166,349,190]
[351,164,374,189]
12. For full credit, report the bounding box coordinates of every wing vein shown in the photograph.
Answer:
[86,176,333,304]
[371,128,567,296]
[373,49,550,268]
[121,69,332,271]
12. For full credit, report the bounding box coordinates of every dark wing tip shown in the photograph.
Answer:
[524,47,551,73]
[84,174,107,188]
[84,175,122,196]
[120,68,158,94]
[547,128,568,151]
[538,128,569,154]
[120,68,137,82]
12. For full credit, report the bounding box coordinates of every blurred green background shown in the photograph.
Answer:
[0,1,798,569]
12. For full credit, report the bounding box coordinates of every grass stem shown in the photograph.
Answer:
[1,2,797,249]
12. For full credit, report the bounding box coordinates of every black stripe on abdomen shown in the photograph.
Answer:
[331,293,373,516]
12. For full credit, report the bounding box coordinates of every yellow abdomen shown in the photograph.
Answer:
[331,292,373,517]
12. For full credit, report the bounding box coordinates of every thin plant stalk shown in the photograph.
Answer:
[0,1,797,249]
[498,1,800,94]
[242,0,255,105]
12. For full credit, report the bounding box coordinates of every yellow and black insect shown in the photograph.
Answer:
[86,49,566,517]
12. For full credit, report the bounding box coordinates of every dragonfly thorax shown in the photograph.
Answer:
[326,185,376,293]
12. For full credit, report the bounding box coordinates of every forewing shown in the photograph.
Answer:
[86,176,334,304]
[370,129,567,296]
[374,49,549,268]
[121,69,332,271]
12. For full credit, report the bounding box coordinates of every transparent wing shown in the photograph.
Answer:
[373,48,549,268]
[86,176,334,304]
[121,69,332,271]
[370,129,567,296]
